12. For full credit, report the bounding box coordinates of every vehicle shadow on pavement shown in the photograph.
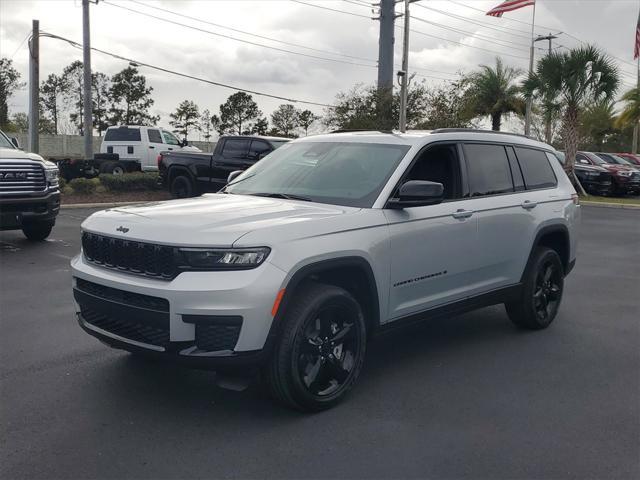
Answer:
[89,304,524,418]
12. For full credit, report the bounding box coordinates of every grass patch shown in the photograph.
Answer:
[581,195,640,206]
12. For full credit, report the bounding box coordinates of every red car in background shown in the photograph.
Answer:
[616,153,640,167]
[576,151,640,195]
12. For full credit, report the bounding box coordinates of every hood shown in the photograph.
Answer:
[601,163,636,173]
[575,164,608,173]
[0,147,45,162]
[82,193,360,247]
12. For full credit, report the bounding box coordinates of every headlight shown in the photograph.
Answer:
[179,247,270,270]
[45,167,59,187]
[616,171,633,177]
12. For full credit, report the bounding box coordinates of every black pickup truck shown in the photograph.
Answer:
[158,135,289,197]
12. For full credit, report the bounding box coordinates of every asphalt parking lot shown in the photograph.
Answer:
[1,205,639,480]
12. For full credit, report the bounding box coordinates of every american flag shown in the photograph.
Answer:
[486,0,535,18]
[635,9,640,59]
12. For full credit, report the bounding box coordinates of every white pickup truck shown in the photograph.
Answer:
[58,125,201,178]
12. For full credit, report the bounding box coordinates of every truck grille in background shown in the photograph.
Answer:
[82,231,178,279]
[0,162,46,195]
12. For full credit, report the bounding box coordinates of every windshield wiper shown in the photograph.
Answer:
[224,173,257,190]
[247,192,313,202]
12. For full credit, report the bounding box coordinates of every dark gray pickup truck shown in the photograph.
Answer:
[158,135,289,197]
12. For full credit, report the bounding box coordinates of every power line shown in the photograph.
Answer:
[414,3,536,40]
[290,0,372,19]
[411,14,532,50]
[102,1,378,69]
[39,32,338,108]
[10,31,31,59]
[127,0,377,63]
[113,0,461,82]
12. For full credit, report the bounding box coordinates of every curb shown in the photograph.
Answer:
[581,201,640,210]
[61,201,149,209]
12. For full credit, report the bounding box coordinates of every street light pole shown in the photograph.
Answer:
[398,0,410,132]
[82,0,93,159]
[534,33,558,143]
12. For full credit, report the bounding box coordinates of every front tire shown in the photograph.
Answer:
[22,222,54,241]
[265,283,367,412]
[506,247,564,330]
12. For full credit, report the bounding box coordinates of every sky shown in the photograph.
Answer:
[0,0,638,137]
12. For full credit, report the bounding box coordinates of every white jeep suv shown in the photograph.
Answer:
[71,129,580,411]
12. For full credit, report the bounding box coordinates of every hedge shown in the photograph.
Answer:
[99,172,159,192]
[69,177,99,195]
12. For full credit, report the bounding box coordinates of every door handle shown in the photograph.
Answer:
[452,209,473,219]
[149,145,155,149]
[521,200,538,210]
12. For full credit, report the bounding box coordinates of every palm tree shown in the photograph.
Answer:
[465,57,525,131]
[615,87,640,129]
[523,45,619,172]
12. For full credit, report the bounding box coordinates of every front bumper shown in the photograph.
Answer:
[0,191,60,230]
[71,254,287,368]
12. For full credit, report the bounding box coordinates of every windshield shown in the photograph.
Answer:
[0,130,15,149]
[224,141,411,207]
[585,152,607,165]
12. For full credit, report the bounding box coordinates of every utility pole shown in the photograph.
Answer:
[523,1,537,137]
[377,0,395,130]
[634,56,639,155]
[28,19,39,153]
[534,33,558,144]
[398,0,410,132]
[82,0,93,159]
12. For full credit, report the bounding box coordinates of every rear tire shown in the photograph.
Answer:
[99,161,125,175]
[22,222,54,241]
[506,247,564,330]
[265,283,367,412]
[170,174,196,198]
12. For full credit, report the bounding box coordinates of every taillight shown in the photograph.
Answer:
[157,154,163,168]
[571,193,580,205]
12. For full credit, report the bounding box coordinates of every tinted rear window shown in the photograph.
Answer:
[464,144,514,197]
[104,128,141,142]
[515,147,557,189]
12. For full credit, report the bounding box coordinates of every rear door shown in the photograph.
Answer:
[461,142,533,290]
[247,139,273,168]
[211,138,251,182]
[145,128,164,171]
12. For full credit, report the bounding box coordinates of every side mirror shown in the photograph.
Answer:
[387,180,444,209]
[181,138,189,147]
[227,170,243,184]
[10,137,20,149]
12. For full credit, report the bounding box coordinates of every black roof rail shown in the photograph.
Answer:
[430,128,535,140]
[330,129,395,134]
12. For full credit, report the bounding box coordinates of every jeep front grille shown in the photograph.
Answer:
[81,231,178,279]
[0,161,46,195]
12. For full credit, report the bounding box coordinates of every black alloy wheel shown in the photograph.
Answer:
[532,259,562,323]
[296,305,360,397]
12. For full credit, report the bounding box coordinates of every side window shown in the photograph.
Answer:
[402,144,462,200]
[148,129,163,144]
[221,139,250,159]
[463,143,514,197]
[514,147,558,189]
[162,131,180,146]
[506,147,525,191]
[248,140,272,159]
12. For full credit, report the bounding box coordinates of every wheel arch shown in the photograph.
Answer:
[272,256,381,341]
[524,223,571,278]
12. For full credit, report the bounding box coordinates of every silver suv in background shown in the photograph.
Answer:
[72,129,580,411]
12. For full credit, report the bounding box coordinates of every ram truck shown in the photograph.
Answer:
[158,135,289,197]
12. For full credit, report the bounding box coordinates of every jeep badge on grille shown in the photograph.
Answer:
[116,226,129,233]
